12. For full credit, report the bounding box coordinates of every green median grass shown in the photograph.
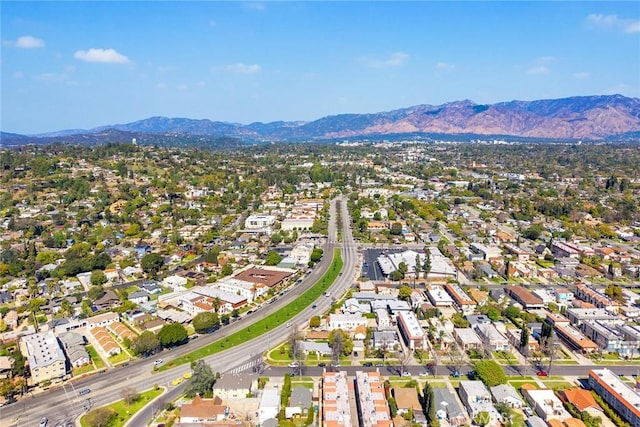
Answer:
[157,249,343,372]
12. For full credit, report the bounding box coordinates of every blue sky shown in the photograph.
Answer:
[2,1,639,134]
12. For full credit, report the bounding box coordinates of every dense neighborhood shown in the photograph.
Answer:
[1,141,639,427]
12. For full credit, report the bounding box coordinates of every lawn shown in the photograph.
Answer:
[73,363,96,376]
[86,345,106,370]
[510,409,526,427]
[158,250,343,372]
[80,387,164,427]
[509,381,539,390]
[109,351,130,365]
[542,381,573,390]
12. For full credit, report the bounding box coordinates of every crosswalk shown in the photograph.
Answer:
[226,357,265,375]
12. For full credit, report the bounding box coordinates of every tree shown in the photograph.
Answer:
[141,252,164,277]
[193,312,219,333]
[288,324,304,375]
[329,329,353,361]
[90,269,107,286]
[422,382,437,425]
[310,248,324,262]
[390,270,404,282]
[473,360,507,387]
[486,307,501,322]
[158,323,188,348]
[451,312,470,328]
[265,251,282,266]
[422,249,431,279]
[414,254,421,279]
[88,285,105,301]
[184,360,217,398]
[220,263,233,277]
[309,316,321,328]
[390,222,403,235]
[85,407,116,427]
[59,299,73,318]
[121,386,139,405]
[11,348,27,378]
[131,331,160,356]
[519,326,530,356]
[398,285,412,302]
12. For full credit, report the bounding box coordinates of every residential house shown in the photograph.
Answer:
[490,384,523,408]
[58,332,90,367]
[474,323,509,352]
[521,388,571,422]
[286,386,313,419]
[93,290,121,311]
[458,381,502,426]
[128,290,149,305]
[392,386,427,426]
[258,386,281,424]
[87,312,119,329]
[506,286,544,309]
[434,387,468,426]
[328,314,368,331]
[454,328,483,352]
[213,374,257,400]
[179,395,230,424]
[90,327,121,356]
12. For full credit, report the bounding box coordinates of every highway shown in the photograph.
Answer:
[0,197,353,427]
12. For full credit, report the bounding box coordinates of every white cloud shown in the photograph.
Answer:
[435,62,455,70]
[361,52,409,69]
[218,63,262,74]
[74,48,129,63]
[574,71,590,79]
[587,13,640,33]
[527,65,549,75]
[15,35,45,48]
[244,2,266,10]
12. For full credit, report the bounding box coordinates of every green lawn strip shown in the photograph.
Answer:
[510,409,526,427]
[554,360,579,365]
[80,387,164,427]
[158,250,343,372]
[109,351,130,365]
[73,364,96,376]
[424,381,446,388]
[509,381,539,390]
[542,381,573,390]
[87,345,106,370]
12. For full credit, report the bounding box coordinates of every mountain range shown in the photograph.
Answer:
[2,94,640,147]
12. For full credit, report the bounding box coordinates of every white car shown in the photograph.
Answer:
[288,361,300,368]
[154,359,164,366]
[40,417,48,427]
[401,371,411,377]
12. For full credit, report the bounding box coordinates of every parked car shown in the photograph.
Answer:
[317,362,326,367]
[536,371,548,377]
[419,371,429,377]
[523,407,534,417]
[288,361,300,368]
[451,370,460,378]
[363,362,373,367]
[401,371,411,377]
[40,417,48,427]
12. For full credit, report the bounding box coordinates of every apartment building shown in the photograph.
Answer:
[588,369,640,427]
[354,371,393,427]
[21,331,66,385]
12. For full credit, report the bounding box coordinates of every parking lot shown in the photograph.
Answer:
[361,248,406,280]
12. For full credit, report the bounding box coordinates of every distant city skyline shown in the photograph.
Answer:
[2,1,639,134]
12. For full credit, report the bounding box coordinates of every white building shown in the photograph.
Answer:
[328,314,368,331]
[214,278,267,303]
[244,214,276,234]
[21,331,66,385]
[163,275,188,291]
[458,381,502,426]
[397,311,427,351]
[258,386,281,424]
